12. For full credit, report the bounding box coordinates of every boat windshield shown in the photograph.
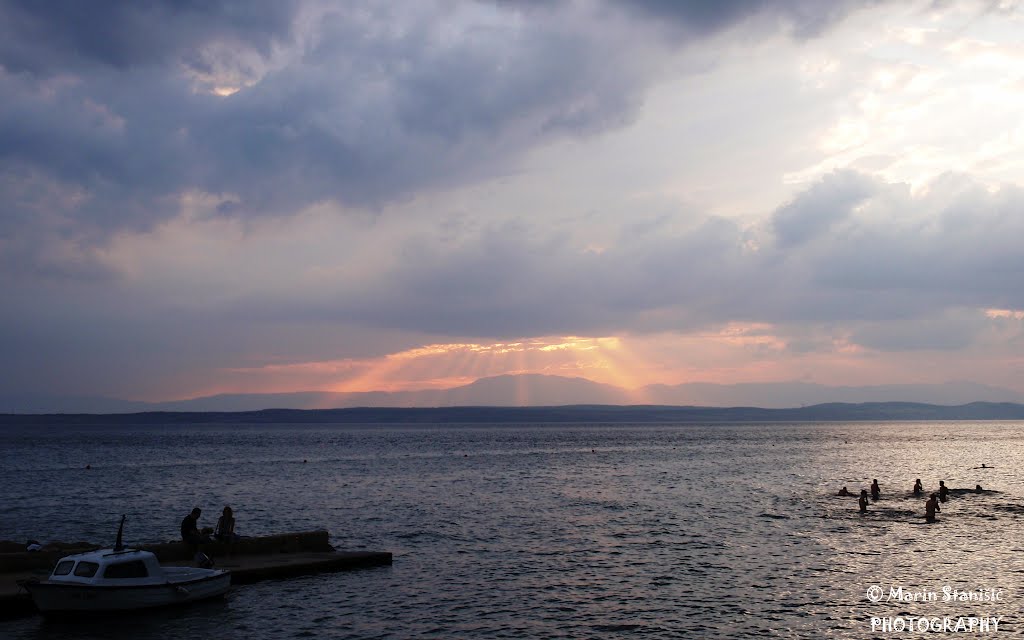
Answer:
[52,560,75,576]
[73,561,99,578]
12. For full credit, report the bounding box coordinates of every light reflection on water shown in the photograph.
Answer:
[1,421,1023,638]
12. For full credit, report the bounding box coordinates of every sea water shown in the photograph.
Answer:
[1,421,1022,638]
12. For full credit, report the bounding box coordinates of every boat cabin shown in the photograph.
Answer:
[49,549,166,584]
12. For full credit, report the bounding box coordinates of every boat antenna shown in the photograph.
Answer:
[114,514,126,551]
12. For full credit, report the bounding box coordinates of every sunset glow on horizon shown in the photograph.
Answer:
[149,311,1024,404]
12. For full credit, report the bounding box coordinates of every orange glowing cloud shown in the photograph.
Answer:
[336,337,626,393]
[192,327,810,400]
[154,314,1024,404]
[183,336,634,399]
[986,308,1024,320]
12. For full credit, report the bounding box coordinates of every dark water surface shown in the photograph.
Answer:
[2,421,1023,638]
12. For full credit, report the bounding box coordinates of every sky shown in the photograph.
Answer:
[2,0,1024,406]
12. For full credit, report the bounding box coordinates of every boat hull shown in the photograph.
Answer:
[24,571,231,614]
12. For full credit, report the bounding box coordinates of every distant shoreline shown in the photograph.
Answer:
[2,401,1024,425]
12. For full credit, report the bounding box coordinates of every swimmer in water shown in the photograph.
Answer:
[925,493,940,523]
[913,479,923,496]
[859,489,869,513]
[838,486,852,496]
[870,479,880,501]
[938,480,949,502]
[976,484,983,494]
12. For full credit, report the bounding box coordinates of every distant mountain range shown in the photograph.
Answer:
[2,374,1023,415]
[3,402,1024,425]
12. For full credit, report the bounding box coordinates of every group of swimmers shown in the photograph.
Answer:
[837,479,882,502]
[837,475,987,523]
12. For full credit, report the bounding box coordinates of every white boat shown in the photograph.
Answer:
[20,517,230,614]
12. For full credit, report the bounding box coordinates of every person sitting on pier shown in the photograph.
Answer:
[181,507,212,546]
[925,493,940,523]
[913,479,923,496]
[215,505,240,542]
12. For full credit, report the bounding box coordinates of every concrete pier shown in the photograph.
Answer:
[0,531,391,620]
[209,550,392,584]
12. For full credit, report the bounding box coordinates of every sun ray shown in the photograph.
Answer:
[196,325,827,405]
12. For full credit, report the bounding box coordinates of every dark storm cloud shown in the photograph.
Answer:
[849,312,982,352]
[811,177,1024,309]
[499,0,873,36]
[612,0,877,39]
[771,169,876,248]
[0,0,295,74]
[0,1,654,276]
[322,172,1024,351]
[751,173,1024,345]
[0,0,877,278]
[185,7,649,212]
